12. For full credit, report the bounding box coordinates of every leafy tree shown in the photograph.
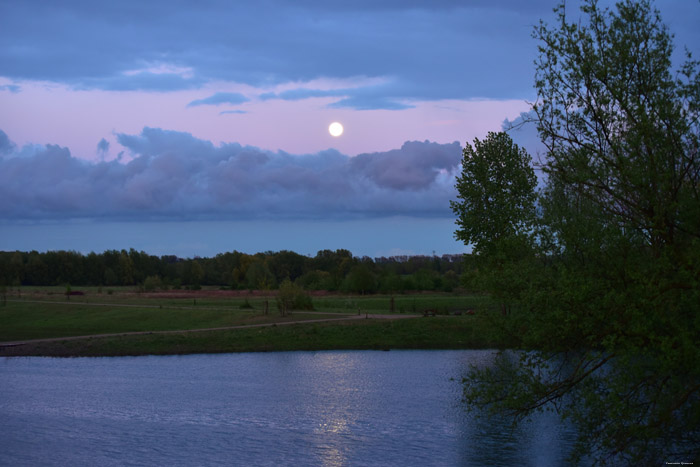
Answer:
[451,131,537,312]
[296,270,333,291]
[188,261,204,290]
[245,257,275,290]
[103,267,118,286]
[343,264,377,295]
[25,251,49,285]
[9,251,24,286]
[118,250,134,285]
[452,131,537,251]
[378,272,403,294]
[267,250,307,284]
[276,278,313,316]
[412,268,440,291]
[459,1,700,464]
[312,249,354,290]
[143,275,163,292]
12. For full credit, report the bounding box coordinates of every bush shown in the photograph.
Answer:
[276,278,313,316]
[143,275,162,292]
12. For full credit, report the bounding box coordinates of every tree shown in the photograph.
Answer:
[451,132,538,312]
[188,261,204,290]
[245,257,275,290]
[118,250,134,285]
[452,131,537,252]
[343,264,377,295]
[143,275,163,292]
[276,278,313,316]
[459,1,700,464]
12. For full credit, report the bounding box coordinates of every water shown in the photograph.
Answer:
[0,351,578,466]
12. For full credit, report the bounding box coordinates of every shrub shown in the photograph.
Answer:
[276,278,313,316]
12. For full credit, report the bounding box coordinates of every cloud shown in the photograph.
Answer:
[219,110,247,115]
[96,138,110,159]
[0,127,462,220]
[187,92,250,108]
[328,95,413,111]
[0,1,562,101]
[0,84,21,93]
[501,110,547,161]
[76,71,204,92]
[351,140,461,190]
[259,88,347,101]
[260,85,413,110]
[5,0,699,107]
[0,129,16,156]
[5,1,696,105]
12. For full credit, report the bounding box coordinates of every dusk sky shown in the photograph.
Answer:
[1,0,699,258]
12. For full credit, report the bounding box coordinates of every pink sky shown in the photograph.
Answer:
[0,79,530,160]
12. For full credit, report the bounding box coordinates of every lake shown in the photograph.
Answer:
[0,350,579,466]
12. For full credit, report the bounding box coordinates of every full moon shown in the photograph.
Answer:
[328,122,344,137]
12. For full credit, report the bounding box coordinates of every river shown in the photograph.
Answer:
[0,350,579,466]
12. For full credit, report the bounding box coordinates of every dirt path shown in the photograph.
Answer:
[5,298,259,312]
[0,312,419,348]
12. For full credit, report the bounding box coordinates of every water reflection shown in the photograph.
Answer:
[0,351,580,467]
[452,350,582,467]
[309,353,358,467]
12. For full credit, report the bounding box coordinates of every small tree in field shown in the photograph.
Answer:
[276,278,313,317]
[143,275,163,292]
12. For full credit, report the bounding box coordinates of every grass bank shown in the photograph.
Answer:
[0,288,511,357]
[0,316,513,357]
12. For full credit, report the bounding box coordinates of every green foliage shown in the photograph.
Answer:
[452,131,537,253]
[457,1,700,464]
[245,258,275,290]
[276,278,313,316]
[296,270,334,291]
[451,132,538,310]
[118,251,134,285]
[0,248,466,294]
[342,264,377,295]
[190,261,204,287]
[143,275,163,292]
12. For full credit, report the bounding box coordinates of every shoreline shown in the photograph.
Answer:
[0,316,510,358]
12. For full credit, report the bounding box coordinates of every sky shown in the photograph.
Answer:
[1,0,699,258]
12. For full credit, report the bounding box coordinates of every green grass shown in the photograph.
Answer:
[0,288,509,357]
[7,287,493,312]
[0,300,341,341]
[312,294,493,314]
[0,314,514,357]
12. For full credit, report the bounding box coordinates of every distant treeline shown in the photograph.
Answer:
[0,249,467,294]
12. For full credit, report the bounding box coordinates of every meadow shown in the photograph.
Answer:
[0,286,509,356]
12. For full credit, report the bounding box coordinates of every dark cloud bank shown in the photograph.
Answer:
[0,0,553,108]
[0,128,461,221]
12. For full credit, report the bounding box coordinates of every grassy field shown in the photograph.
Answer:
[0,287,510,357]
[0,300,350,342]
[3,286,492,312]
